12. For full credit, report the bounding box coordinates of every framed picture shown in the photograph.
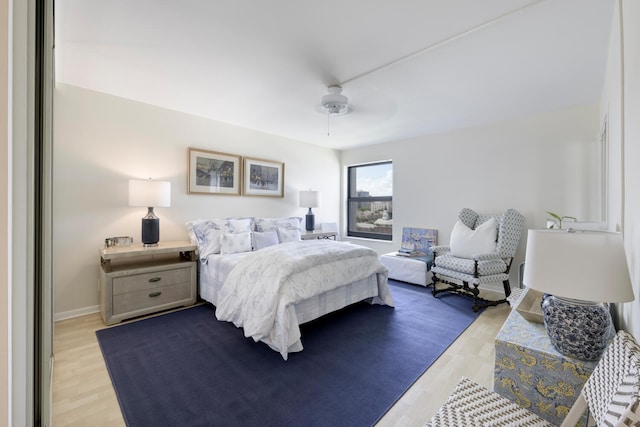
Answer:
[243,157,284,197]
[188,148,242,195]
[400,228,438,258]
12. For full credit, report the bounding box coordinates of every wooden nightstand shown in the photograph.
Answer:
[99,241,197,325]
[301,231,337,240]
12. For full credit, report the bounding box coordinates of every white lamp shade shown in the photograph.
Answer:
[523,229,634,303]
[299,190,320,208]
[128,179,171,207]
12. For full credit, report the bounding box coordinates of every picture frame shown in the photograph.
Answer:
[243,157,284,197]
[188,148,242,195]
[400,227,438,258]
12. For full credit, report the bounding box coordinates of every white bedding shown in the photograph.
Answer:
[203,240,393,359]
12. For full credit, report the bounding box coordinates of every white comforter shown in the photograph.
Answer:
[215,240,393,359]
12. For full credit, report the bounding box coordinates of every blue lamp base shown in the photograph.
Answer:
[141,207,160,246]
[541,295,614,361]
[305,208,315,232]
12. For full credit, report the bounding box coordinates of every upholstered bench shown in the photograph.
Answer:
[380,252,432,286]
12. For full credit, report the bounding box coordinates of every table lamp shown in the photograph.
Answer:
[299,190,320,232]
[128,179,171,246]
[523,229,634,361]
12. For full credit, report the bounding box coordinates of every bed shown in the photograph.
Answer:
[188,217,393,360]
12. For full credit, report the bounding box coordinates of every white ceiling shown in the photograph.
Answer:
[54,0,614,150]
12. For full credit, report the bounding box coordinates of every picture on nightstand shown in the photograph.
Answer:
[104,236,133,248]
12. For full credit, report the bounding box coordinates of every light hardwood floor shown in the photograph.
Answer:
[52,296,510,427]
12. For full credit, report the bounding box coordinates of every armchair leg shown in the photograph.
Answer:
[431,274,511,312]
[502,280,511,299]
[430,273,437,296]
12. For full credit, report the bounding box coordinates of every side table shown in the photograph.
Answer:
[301,231,337,240]
[99,240,197,324]
[494,310,597,425]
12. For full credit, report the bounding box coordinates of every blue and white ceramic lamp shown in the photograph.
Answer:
[523,229,633,361]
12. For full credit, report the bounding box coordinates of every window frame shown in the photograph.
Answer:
[346,161,393,241]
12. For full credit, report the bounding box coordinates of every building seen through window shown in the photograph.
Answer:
[347,161,393,240]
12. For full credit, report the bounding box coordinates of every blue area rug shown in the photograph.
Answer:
[96,280,477,427]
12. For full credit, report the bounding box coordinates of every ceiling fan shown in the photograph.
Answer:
[320,85,349,115]
[320,85,350,136]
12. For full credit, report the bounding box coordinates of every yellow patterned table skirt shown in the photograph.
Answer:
[493,310,597,425]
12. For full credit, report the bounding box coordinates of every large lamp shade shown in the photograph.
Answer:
[129,180,171,208]
[523,229,633,303]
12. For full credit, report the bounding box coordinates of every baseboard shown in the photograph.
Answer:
[55,305,100,322]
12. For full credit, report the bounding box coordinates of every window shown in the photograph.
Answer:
[347,161,393,240]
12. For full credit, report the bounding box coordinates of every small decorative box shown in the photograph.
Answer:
[515,287,545,323]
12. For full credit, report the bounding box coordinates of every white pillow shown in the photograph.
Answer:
[189,219,227,258]
[220,232,253,254]
[253,231,279,250]
[227,218,252,233]
[277,227,301,243]
[185,219,207,246]
[275,217,302,230]
[255,217,302,232]
[254,218,276,232]
[449,217,498,258]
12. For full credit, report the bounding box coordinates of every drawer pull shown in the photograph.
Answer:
[148,291,162,298]
[148,277,162,283]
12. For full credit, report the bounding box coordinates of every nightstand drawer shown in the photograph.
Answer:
[112,282,192,315]
[112,266,191,295]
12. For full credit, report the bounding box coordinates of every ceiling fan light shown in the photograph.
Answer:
[321,85,349,114]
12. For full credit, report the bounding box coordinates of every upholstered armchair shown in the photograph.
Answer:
[429,208,525,312]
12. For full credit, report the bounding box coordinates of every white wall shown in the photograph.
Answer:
[602,1,624,234]
[618,0,640,336]
[53,84,341,318]
[341,103,600,286]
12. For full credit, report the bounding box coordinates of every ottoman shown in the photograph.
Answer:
[379,252,432,286]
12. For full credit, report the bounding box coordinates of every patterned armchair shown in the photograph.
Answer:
[429,208,525,312]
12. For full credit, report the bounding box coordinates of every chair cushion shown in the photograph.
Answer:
[434,254,507,276]
[425,377,553,427]
[450,218,498,258]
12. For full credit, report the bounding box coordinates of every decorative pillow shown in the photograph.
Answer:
[449,217,498,258]
[185,219,207,246]
[187,219,227,258]
[275,217,302,230]
[253,231,279,250]
[253,218,275,232]
[255,217,302,232]
[226,216,255,231]
[277,227,301,243]
[227,218,252,234]
[220,232,253,255]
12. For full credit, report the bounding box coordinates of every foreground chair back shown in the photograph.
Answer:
[564,330,640,426]
[426,330,640,426]
[430,208,524,312]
